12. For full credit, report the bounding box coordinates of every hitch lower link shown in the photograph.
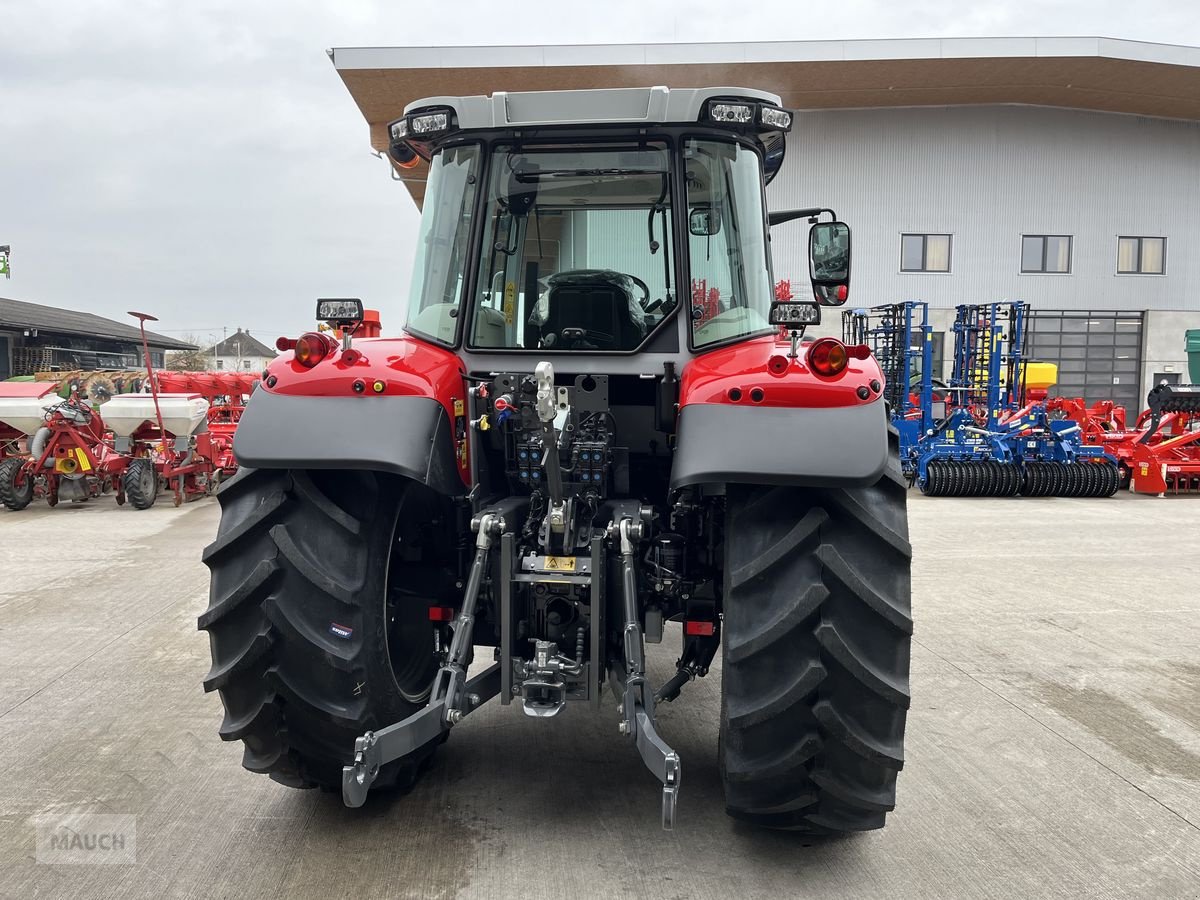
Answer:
[341,512,505,808]
[613,515,682,830]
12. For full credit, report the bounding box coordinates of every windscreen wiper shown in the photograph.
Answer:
[515,167,668,179]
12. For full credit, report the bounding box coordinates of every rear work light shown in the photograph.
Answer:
[807,338,850,377]
[295,332,334,368]
[760,106,792,130]
[709,102,754,124]
[704,99,794,133]
[410,111,449,135]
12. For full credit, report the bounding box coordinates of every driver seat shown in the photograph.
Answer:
[539,270,645,350]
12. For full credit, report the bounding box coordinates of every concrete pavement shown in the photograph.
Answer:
[1,491,1198,898]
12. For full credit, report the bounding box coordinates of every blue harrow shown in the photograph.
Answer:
[844,301,1119,497]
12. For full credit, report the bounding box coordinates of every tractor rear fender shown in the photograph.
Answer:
[233,392,464,495]
[234,335,467,495]
[669,399,889,489]
[671,337,889,489]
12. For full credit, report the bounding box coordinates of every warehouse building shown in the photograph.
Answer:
[0,296,194,378]
[330,36,1200,409]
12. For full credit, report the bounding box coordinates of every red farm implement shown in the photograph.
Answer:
[0,384,127,509]
[1047,384,1200,494]
[97,313,247,508]
[155,370,256,478]
[0,317,254,511]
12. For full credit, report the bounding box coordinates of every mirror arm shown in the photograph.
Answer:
[768,207,837,227]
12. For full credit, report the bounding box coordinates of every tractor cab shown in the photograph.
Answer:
[389,87,848,365]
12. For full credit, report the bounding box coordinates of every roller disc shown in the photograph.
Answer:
[920,461,939,496]
[1048,462,1065,497]
[1021,462,1038,497]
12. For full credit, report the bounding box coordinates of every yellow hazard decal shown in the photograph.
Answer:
[503,282,516,326]
[543,556,576,572]
[453,399,465,416]
[75,448,92,472]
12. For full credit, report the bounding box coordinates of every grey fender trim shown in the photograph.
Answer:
[669,400,889,490]
[232,391,464,496]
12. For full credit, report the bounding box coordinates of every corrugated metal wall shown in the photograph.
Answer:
[767,105,1200,311]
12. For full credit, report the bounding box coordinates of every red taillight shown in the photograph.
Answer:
[807,338,849,377]
[428,606,455,622]
[684,620,715,637]
[846,343,872,360]
[295,332,332,368]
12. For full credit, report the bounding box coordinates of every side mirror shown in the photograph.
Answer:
[689,206,721,236]
[316,298,364,329]
[809,221,851,306]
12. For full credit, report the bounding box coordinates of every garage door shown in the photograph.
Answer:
[1025,310,1144,409]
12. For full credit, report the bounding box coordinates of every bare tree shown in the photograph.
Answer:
[165,335,212,371]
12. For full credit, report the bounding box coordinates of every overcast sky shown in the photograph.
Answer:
[2,1,1198,347]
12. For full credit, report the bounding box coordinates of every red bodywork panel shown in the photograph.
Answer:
[265,335,464,410]
[678,335,884,410]
[263,334,469,481]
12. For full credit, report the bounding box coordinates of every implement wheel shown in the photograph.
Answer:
[123,458,159,510]
[199,468,454,792]
[720,431,912,833]
[0,458,34,511]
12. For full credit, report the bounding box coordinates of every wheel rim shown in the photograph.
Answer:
[384,487,447,703]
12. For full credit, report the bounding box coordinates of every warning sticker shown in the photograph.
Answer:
[503,282,516,326]
[543,556,577,572]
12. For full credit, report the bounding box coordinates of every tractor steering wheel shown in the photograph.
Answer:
[627,274,652,310]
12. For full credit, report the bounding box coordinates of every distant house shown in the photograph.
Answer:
[208,329,276,372]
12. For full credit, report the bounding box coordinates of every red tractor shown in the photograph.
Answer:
[199,86,911,832]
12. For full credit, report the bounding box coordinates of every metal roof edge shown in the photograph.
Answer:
[329,36,1200,72]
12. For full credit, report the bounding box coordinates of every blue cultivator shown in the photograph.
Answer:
[845,301,1119,497]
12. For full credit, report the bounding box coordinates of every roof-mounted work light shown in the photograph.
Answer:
[387,106,458,167]
[703,99,794,134]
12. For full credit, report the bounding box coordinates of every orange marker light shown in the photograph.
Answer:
[295,332,331,368]
[807,338,849,377]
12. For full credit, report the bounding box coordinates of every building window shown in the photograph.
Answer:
[1021,235,1072,274]
[242,359,252,370]
[215,359,224,370]
[900,234,951,273]
[1117,236,1165,275]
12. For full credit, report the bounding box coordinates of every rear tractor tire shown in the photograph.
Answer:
[123,458,158,510]
[0,458,34,511]
[199,468,455,793]
[720,432,912,833]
